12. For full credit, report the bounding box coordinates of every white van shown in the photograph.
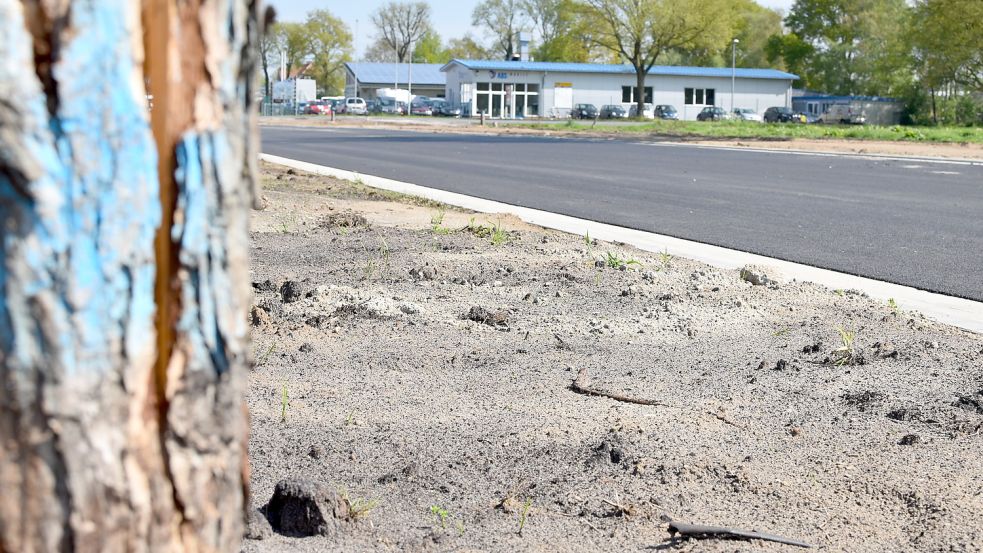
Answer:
[819,103,866,125]
[343,97,368,115]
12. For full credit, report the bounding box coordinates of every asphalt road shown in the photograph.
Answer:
[261,126,983,301]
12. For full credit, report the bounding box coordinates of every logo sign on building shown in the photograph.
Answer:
[554,82,572,88]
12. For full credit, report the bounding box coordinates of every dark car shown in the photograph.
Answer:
[428,98,447,115]
[570,103,599,119]
[438,103,462,117]
[599,104,628,119]
[654,104,678,120]
[763,106,805,123]
[696,106,730,121]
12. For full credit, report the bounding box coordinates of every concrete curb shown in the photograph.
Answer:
[259,153,983,334]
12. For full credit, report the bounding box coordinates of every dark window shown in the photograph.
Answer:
[644,86,653,103]
[622,86,632,103]
[685,88,694,105]
[706,89,715,106]
[477,82,489,91]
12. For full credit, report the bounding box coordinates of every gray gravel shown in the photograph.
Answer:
[243,164,983,552]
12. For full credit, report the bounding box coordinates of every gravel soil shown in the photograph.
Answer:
[243,162,983,552]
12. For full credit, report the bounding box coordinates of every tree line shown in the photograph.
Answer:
[262,0,981,125]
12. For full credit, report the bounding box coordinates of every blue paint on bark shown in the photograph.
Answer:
[0,0,160,378]
[173,132,232,375]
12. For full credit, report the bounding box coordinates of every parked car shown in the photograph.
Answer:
[731,108,762,122]
[342,97,368,115]
[374,97,404,115]
[599,104,628,119]
[570,103,599,119]
[654,104,678,120]
[763,106,805,123]
[328,98,345,113]
[696,106,730,121]
[410,99,433,116]
[818,103,866,125]
[304,100,332,115]
[628,103,655,119]
[428,98,447,115]
[438,103,463,117]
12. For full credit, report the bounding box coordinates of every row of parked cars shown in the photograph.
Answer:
[300,96,464,117]
[569,102,823,124]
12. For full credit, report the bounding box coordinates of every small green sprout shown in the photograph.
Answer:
[280,383,289,423]
[887,297,898,313]
[659,248,672,269]
[518,498,532,535]
[490,219,508,246]
[832,326,857,366]
[430,505,450,528]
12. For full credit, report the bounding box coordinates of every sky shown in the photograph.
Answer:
[269,0,795,59]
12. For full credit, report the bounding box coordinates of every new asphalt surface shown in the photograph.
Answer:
[261,126,983,301]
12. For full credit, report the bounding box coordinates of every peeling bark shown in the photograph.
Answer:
[0,1,258,551]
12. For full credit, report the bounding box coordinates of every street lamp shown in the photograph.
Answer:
[731,38,739,114]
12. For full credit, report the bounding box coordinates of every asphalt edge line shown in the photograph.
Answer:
[259,153,983,334]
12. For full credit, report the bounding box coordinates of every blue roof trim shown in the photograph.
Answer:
[441,59,798,80]
[346,62,446,86]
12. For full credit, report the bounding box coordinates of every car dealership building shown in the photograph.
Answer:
[440,60,798,120]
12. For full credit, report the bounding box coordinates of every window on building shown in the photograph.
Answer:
[684,88,716,106]
[621,86,653,103]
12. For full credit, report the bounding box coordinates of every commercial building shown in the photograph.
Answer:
[344,62,446,100]
[440,60,798,120]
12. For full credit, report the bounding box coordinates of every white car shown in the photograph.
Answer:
[343,97,368,115]
[732,108,763,122]
[628,103,655,119]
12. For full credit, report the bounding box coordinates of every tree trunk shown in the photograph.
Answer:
[0,1,260,551]
[636,67,647,119]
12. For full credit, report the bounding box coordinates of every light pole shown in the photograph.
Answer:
[731,38,739,114]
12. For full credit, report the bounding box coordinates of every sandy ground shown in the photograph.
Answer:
[259,116,983,160]
[242,161,983,552]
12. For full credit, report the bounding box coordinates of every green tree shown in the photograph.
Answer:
[473,0,528,60]
[413,30,446,62]
[304,10,353,95]
[580,0,735,117]
[521,0,590,61]
[444,34,492,59]
[769,0,911,95]
[912,0,983,92]
[371,1,434,63]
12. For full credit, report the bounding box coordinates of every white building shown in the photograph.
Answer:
[440,60,797,120]
[272,78,317,105]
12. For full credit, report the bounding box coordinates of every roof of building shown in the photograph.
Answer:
[346,62,446,86]
[441,59,798,80]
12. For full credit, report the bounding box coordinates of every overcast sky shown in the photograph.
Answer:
[269,0,795,59]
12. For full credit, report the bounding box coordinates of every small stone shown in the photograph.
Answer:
[245,508,273,540]
[299,343,313,353]
[739,266,771,286]
[280,280,305,303]
[264,478,351,537]
[898,434,921,446]
[493,280,504,287]
[788,427,802,437]
[250,306,272,327]
[308,445,325,459]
